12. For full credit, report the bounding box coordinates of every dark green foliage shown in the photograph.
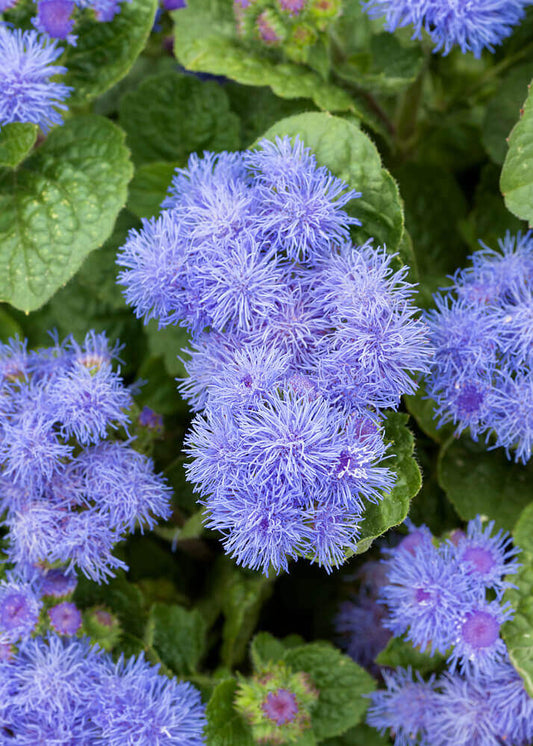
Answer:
[119,72,241,165]
[438,436,533,532]
[63,0,159,104]
[0,123,37,168]
[0,117,132,312]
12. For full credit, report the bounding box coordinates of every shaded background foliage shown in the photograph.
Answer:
[2,0,533,741]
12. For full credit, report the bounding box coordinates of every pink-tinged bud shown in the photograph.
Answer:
[256,10,283,44]
[235,662,318,743]
[278,0,306,15]
[82,606,122,651]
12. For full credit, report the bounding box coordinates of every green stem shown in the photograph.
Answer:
[395,72,425,149]
[464,41,533,99]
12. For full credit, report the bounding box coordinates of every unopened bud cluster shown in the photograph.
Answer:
[233,0,341,63]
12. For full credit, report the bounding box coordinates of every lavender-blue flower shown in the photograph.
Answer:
[0,26,71,131]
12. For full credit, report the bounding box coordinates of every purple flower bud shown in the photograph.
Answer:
[48,601,82,636]
[38,568,78,599]
[138,406,164,432]
[33,0,76,41]
[163,0,187,8]
[0,581,42,643]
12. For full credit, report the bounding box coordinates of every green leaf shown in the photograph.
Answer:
[0,123,37,168]
[119,72,241,166]
[461,164,526,251]
[136,355,186,415]
[502,503,533,696]
[62,0,158,105]
[283,643,376,740]
[249,631,305,669]
[259,112,404,252]
[483,62,533,165]
[250,632,286,669]
[146,603,207,676]
[356,412,421,555]
[221,569,274,668]
[375,636,445,675]
[322,723,390,746]
[438,436,533,532]
[172,0,356,114]
[336,33,424,95]
[144,319,190,378]
[12,210,141,356]
[393,163,468,290]
[501,78,533,224]
[225,83,317,147]
[205,679,255,746]
[404,384,454,444]
[0,306,23,342]
[128,161,180,218]
[0,116,132,312]
[292,731,318,746]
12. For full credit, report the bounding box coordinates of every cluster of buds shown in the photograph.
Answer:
[233,0,341,63]
[235,662,319,744]
[0,567,122,657]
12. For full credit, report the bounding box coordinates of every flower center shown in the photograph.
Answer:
[262,689,299,725]
[462,545,495,575]
[461,610,500,649]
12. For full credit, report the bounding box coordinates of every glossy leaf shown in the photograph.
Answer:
[438,436,533,532]
[356,412,421,555]
[119,72,241,166]
[0,116,132,312]
[283,643,376,739]
[501,78,533,224]
[0,123,37,168]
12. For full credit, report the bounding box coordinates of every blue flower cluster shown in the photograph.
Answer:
[0,633,206,744]
[425,232,533,463]
[3,0,131,42]
[368,662,533,746]
[0,0,133,132]
[0,566,83,647]
[335,560,391,673]
[366,517,531,745]
[381,517,519,667]
[117,137,431,574]
[0,332,172,583]
[0,25,71,131]
[363,0,532,56]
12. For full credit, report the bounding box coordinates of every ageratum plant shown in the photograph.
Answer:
[1,0,533,741]
[117,136,432,573]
